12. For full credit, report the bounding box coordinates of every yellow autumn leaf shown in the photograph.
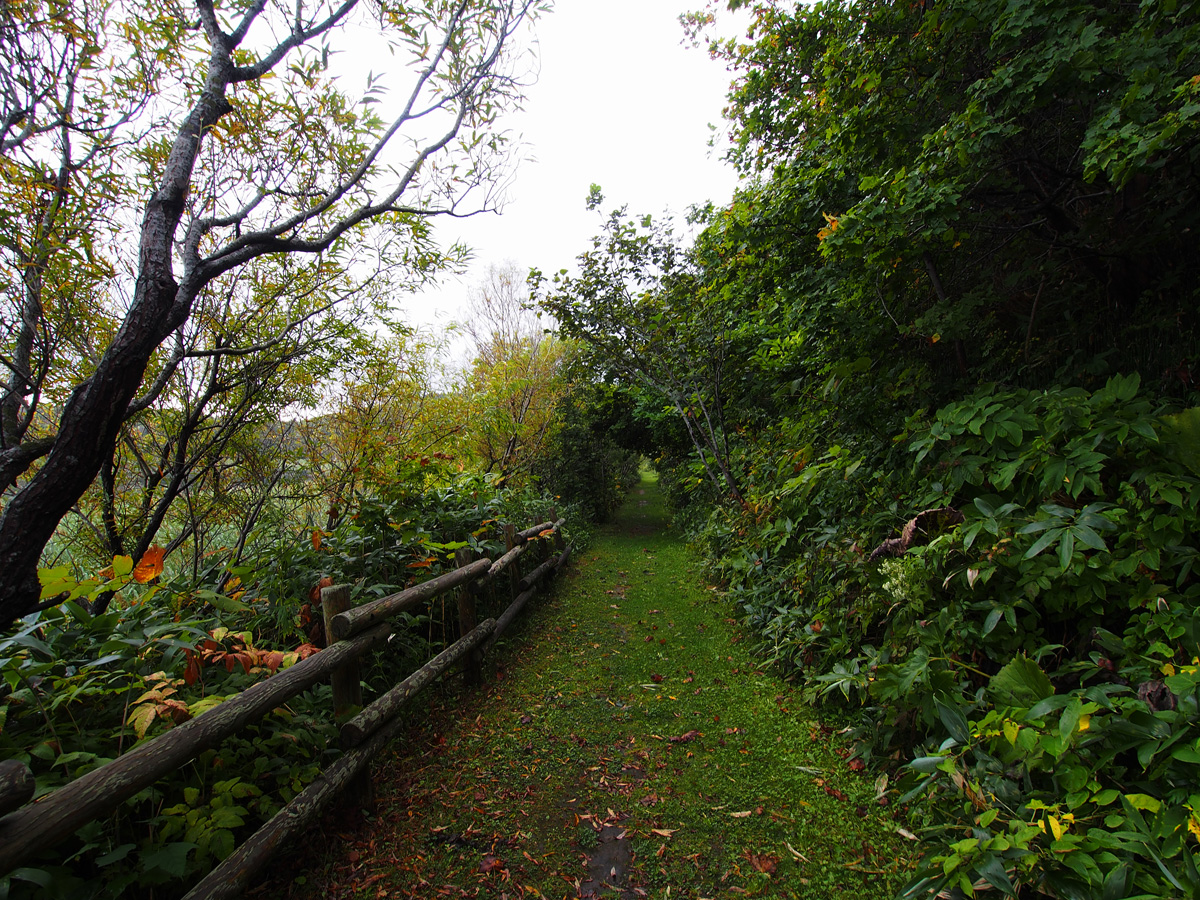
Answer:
[817,212,839,242]
[1048,815,1064,840]
[127,704,158,740]
[1078,714,1090,731]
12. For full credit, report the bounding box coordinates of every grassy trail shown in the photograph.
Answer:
[265,472,910,899]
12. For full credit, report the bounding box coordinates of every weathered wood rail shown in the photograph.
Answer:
[0,515,572,897]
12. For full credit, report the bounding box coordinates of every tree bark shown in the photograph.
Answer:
[0,73,234,623]
[0,760,34,818]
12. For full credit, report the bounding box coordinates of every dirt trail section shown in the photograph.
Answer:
[255,472,911,899]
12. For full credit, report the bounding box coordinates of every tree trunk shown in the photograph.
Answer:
[0,82,233,625]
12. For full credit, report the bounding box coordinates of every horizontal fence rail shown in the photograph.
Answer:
[329,558,492,642]
[0,514,573,895]
[0,624,392,872]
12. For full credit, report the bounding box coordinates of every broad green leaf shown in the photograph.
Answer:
[909,755,945,773]
[1025,527,1064,559]
[1070,523,1108,551]
[935,696,971,744]
[1058,529,1075,569]
[1027,694,1073,721]
[1058,698,1083,740]
[974,853,1017,897]
[989,655,1054,708]
[141,842,197,878]
[207,594,250,614]
[982,606,1003,635]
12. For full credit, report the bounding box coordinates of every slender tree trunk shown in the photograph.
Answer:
[0,82,233,624]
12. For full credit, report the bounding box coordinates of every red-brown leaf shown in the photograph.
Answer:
[479,855,504,874]
[746,852,778,875]
[183,651,201,686]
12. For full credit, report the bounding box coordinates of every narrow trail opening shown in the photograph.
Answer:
[256,471,911,899]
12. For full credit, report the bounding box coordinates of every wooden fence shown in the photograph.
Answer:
[0,515,571,899]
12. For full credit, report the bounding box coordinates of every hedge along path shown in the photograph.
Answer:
[257,472,912,900]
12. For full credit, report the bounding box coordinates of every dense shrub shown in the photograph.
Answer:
[0,471,571,897]
[687,374,1200,896]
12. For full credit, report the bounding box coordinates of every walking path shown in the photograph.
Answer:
[257,472,910,899]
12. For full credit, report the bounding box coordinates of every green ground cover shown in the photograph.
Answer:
[258,471,911,899]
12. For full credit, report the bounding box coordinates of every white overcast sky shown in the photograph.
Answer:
[397,0,745,335]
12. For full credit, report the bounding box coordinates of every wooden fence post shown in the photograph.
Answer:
[545,507,558,560]
[454,548,482,686]
[503,524,519,603]
[550,507,565,552]
[320,583,373,809]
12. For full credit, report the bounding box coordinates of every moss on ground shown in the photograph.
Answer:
[255,471,912,899]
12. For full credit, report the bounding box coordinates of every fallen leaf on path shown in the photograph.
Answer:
[479,855,504,874]
[650,828,675,837]
[745,852,778,875]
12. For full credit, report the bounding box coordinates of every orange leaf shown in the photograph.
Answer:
[817,212,839,242]
[311,529,323,551]
[132,546,166,583]
[309,576,333,602]
[294,642,321,659]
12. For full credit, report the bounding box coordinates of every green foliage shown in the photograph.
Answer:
[709,0,1200,387]
[681,374,1200,897]
[528,0,1200,897]
[530,377,641,523]
[0,467,570,898]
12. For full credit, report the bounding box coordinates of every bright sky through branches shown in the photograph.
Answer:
[398,0,744,333]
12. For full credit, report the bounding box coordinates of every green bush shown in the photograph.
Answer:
[0,471,571,898]
[685,374,1200,896]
